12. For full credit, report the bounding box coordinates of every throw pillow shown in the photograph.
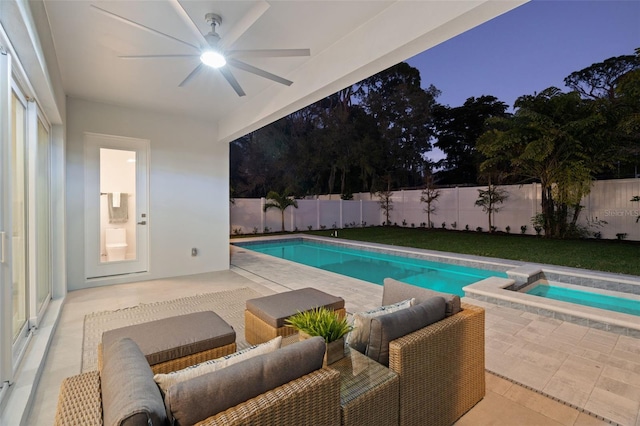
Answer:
[101,337,167,426]
[366,296,447,366]
[346,298,414,354]
[154,336,282,394]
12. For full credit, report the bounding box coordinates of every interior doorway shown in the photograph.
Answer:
[84,133,149,279]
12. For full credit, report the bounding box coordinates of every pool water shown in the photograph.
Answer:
[526,283,640,316]
[235,239,507,296]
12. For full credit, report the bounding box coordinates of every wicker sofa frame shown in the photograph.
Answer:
[388,302,485,426]
[54,366,340,426]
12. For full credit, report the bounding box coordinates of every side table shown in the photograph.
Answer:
[329,347,399,426]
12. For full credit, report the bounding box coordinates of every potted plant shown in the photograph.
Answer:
[286,307,352,365]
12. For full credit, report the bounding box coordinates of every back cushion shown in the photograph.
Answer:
[346,298,414,354]
[164,336,326,425]
[101,337,167,426]
[383,277,461,316]
[366,297,447,366]
[154,336,282,394]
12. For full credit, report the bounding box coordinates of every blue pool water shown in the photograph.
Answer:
[234,239,507,296]
[526,284,640,316]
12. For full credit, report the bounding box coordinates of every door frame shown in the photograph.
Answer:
[84,132,149,279]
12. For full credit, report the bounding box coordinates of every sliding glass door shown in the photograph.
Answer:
[10,86,29,354]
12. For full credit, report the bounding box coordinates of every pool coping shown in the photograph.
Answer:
[464,277,640,338]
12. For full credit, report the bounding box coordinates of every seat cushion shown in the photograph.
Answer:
[246,288,345,328]
[101,311,236,366]
[101,337,167,426]
[164,336,326,425]
[366,297,447,366]
[383,277,461,316]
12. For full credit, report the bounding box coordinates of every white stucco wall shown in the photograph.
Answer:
[66,98,229,290]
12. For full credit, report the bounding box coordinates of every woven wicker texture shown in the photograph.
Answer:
[330,348,399,426]
[54,371,102,426]
[389,303,485,426]
[245,308,347,345]
[83,287,261,371]
[97,342,237,374]
[192,368,341,426]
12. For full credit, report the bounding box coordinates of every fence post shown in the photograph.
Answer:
[261,197,265,232]
[317,198,320,230]
[360,200,363,227]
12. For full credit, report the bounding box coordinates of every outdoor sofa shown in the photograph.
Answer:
[54,335,340,425]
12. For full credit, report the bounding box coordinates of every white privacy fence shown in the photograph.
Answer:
[230,178,640,241]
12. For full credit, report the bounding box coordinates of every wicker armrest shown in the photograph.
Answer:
[54,371,103,426]
[388,303,485,426]
[196,368,341,426]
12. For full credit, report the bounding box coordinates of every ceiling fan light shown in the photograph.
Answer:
[200,50,226,68]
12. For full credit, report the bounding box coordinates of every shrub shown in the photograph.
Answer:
[451,222,457,230]
[476,227,483,233]
[616,233,628,240]
[285,307,353,343]
[441,222,446,229]
[465,224,470,231]
[520,225,527,234]
[505,225,511,234]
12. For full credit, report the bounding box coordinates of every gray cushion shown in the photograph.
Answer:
[164,336,326,425]
[366,297,447,366]
[246,288,345,327]
[102,311,235,366]
[383,277,461,316]
[101,337,167,426]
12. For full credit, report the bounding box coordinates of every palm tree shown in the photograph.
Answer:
[263,191,298,232]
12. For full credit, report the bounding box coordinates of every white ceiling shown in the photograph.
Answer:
[41,0,527,143]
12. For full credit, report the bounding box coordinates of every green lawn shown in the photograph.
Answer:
[303,227,640,276]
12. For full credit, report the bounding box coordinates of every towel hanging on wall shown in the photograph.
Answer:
[112,192,121,208]
[108,193,128,223]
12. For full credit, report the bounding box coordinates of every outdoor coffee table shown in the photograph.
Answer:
[328,347,399,426]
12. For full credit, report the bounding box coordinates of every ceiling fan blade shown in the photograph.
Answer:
[167,0,208,47]
[218,1,270,50]
[120,54,199,59]
[228,58,293,86]
[227,49,311,59]
[179,63,205,87]
[91,5,199,51]
[218,67,246,97]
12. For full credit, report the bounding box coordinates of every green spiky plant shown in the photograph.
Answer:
[285,307,352,343]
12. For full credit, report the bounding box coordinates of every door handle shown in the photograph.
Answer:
[137,221,147,225]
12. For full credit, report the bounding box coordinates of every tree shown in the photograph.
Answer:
[420,175,440,228]
[263,191,298,232]
[357,62,439,189]
[376,176,394,225]
[564,53,640,100]
[474,183,508,232]
[433,96,510,184]
[477,87,610,238]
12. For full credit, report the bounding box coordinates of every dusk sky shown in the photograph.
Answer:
[407,0,640,110]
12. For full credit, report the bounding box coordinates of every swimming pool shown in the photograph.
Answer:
[234,239,508,296]
[526,283,640,316]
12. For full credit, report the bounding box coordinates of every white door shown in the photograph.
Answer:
[84,133,149,278]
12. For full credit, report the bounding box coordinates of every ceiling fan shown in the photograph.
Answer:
[91,2,310,97]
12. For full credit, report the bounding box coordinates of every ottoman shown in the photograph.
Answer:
[245,287,346,345]
[99,311,236,374]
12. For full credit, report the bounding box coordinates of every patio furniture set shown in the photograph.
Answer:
[54,279,485,426]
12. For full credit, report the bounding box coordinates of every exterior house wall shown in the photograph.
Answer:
[66,98,229,290]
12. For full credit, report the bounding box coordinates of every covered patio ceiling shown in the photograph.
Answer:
[41,0,527,143]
